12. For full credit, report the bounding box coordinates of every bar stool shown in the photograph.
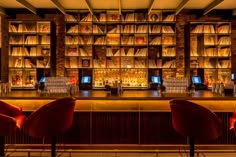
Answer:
[23,97,76,157]
[170,99,222,157]
[0,101,25,157]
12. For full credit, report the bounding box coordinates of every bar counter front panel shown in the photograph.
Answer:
[1,97,236,145]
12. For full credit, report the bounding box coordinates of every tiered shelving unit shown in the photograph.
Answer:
[8,21,51,89]
[189,22,231,87]
[65,10,176,89]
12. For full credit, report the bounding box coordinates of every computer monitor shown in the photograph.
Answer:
[231,73,235,81]
[191,76,202,84]
[151,76,161,84]
[81,76,91,84]
[39,76,46,83]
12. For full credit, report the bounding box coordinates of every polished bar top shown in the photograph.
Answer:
[1,90,236,112]
[1,89,236,100]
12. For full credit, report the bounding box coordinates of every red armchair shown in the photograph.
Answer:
[0,101,25,157]
[23,97,76,157]
[170,99,222,157]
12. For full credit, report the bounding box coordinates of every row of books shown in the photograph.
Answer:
[191,24,230,33]
[9,35,50,45]
[65,46,178,57]
[9,57,50,68]
[10,47,50,56]
[9,23,50,33]
[65,13,175,22]
[66,24,175,34]
[190,58,231,68]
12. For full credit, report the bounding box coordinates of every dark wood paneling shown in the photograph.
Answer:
[92,112,139,144]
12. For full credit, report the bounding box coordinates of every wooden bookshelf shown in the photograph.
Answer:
[188,22,231,87]
[64,10,176,89]
[8,21,51,89]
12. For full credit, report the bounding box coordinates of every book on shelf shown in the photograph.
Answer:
[93,25,104,34]
[162,47,176,56]
[120,48,134,56]
[149,36,161,45]
[24,58,36,68]
[218,47,230,56]
[218,36,231,45]
[204,48,217,56]
[217,60,231,68]
[69,57,79,68]
[80,13,93,22]
[67,25,79,33]
[162,59,176,68]
[65,14,78,22]
[11,47,29,56]
[107,14,120,22]
[135,48,147,56]
[107,25,120,33]
[79,47,92,56]
[191,25,203,33]
[66,46,78,56]
[149,25,161,33]
[203,25,215,33]
[106,57,120,68]
[9,35,23,44]
[38,23,50,33]
[122,36,134,45]
[134,58,146,68]
[65,36,79,44]
[217,25,230,33]
[162,25,174,33]
[30,47,37,56]
[94,13,106,22]
[204,35,216,45]
[163,14,175,22]
[148,59,157,68]
[122,25,135,33]
[37,57,50,68]
[106,48,120,56]
[24,36,37,44]
[24,23,37,32]
[14,58,23,67]
[94,36,106,45]
[94,59,106,68]
[39,35,50,44]
[123,13,135,22]
[136,25,148,33]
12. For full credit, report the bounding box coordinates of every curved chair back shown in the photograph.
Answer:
[170,99,222,142]
[24,97,76,137]
[0,101,22,117]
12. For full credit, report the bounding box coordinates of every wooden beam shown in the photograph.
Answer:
[84,0,93,15]
[50,0,66,15]
[148,0,155,15]
[0,7,6,16]
[16,0,37,14]
[119,0,121,15]
[203,0,224,15]
[175,0,190,15]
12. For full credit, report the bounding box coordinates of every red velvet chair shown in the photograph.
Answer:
[23,97,76,157]
[170,99,222,157]
[229,111,236,132]
[0,101,25,157]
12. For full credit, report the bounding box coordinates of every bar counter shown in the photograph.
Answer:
[1,90,236,145]
[1,90,236,112]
